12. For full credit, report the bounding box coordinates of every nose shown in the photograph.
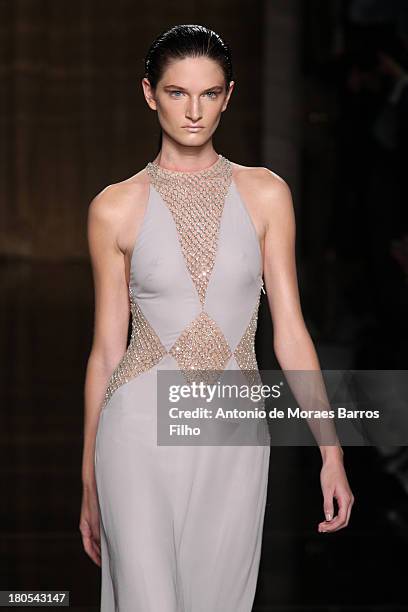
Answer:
[185,97,203,122]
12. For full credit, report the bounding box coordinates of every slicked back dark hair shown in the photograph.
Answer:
[144,24,233,91]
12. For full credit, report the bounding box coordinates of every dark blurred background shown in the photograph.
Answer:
[1,0,408,610]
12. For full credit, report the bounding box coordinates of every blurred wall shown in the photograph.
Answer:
[0,0,264,260]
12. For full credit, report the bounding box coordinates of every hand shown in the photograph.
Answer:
[79,483,101,566]
[318,457,355,533]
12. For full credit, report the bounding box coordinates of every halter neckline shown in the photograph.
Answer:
[147,154,227,177]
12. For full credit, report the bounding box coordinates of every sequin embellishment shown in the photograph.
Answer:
[169,311,232,385]
[146,154,232,306]
[101,154,264,408]
[234,289,263,389]
[102,287,167,409]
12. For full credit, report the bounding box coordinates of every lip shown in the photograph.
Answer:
[183,126,204,131]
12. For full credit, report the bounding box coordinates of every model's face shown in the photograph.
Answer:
[142,56,234,145]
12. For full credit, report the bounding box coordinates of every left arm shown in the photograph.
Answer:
[259,169,355,533]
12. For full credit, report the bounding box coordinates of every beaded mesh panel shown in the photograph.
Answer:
[102,288,167,409]
[101,154,264,408]
[169,311,232,386]
[234,289,263,391]
[102,286,263,406]
[146,154,232,306]
[169,293,263,388]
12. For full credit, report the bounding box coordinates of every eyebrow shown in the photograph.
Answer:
[164,85,224,92]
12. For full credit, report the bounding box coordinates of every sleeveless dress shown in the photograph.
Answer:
[94,153,271,612]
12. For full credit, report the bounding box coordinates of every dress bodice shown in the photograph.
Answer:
[102,154,265,409]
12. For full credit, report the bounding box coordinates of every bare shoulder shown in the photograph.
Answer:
[89,168,149,219]
[88,168,150,250]
[231,162,294,228]
[232,161,290,199]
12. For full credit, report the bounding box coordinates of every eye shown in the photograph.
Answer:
[169,90,183,97]
[205,91,218,99]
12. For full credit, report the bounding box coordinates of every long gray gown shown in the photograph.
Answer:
[94,153,270,611]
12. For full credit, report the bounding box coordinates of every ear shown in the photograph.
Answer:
[141,78,157,111]
[222,81,235,112]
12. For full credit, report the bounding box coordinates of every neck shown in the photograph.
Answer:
[153,146,220,174]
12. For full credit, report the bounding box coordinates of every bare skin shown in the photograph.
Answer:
[80,56,354,568]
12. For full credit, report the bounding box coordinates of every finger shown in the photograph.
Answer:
[345,495,354,527]
[323,490,334,523]
[89,544,101,567]
[91,523,101,548]
[88,542,101,567]
[82,534,94,558]
[325,493,350,531]
[91,542,101,567]
[90,527,101,557]
[90,538,101,557]
[88,522,101,556]
[82,534,101,566]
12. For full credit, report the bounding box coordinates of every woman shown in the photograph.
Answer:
[80,24,354,611]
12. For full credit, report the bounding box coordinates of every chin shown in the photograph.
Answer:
[178,136,207,146]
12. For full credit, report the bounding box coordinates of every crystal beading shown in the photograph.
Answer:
[169,310,232,386]
[101,287,167,409]
[146,154,232,306]
[101,154,264,408]
[234,289,263,390]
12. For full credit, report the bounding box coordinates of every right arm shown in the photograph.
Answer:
[79,185,131,565]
